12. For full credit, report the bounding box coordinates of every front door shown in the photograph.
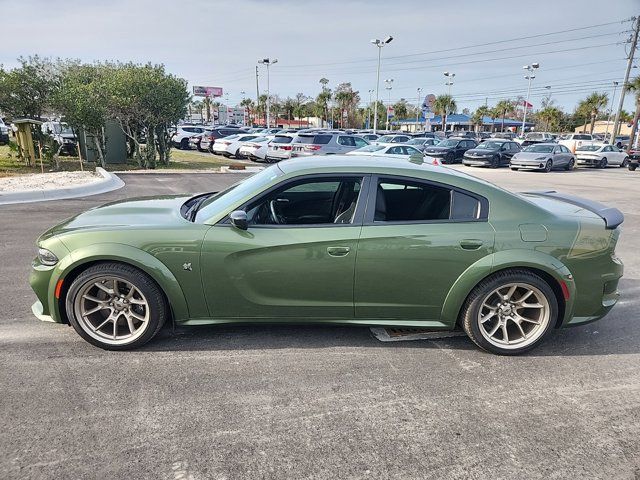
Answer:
[354,176,495,320]
[201,175,368,319]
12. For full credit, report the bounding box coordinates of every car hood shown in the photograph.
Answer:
[513,152,552,161]
[424,146,452,155]
[39,195,192,240]
[465,148,497,156]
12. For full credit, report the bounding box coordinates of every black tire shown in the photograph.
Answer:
[544,160,552,172]
[565,158,575,171]
[510,167,518,171]
[459,269,558,355]
[599,157,607,169]
[621,157,629,168]
[180,138,189,150]
[65,262,168,350]
[629,164,637,171]
[445,152,454,164]
[490,155,499,168]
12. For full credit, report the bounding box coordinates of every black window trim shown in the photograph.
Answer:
[215,173,372,229]
[363,174,489,226]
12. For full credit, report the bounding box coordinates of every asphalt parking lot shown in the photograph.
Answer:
[1,166,639,479]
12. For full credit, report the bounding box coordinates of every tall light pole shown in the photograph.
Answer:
[604,81,620,140]
[258,58,278,128]
[416,87,423,132]
[367,89,374,129]
[444,71,455,96]
[370,36,393,134]
[385,78,394,131]
[521,63,539,135]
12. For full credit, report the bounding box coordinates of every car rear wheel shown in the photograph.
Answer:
[544,160,552,172]
[65,263,168,350]
[629,163,637,171]
[460,270,558,355]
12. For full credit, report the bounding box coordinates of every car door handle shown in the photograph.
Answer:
[460,239,484,250]
[327,246,351,257]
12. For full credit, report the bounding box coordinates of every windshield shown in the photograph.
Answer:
[523,145,554,153]
[407,139,426,145]
[576,145,601,152]
[525,133,544,140]
[194,166,284,222]
[476,141,504,150]
[355,145,385,152]
[437,139,459,147]
[376,135,393,143]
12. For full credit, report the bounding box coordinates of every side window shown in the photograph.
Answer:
[245,177,363,226]
[374,179,452,222]
[561,145,570,153]
[451,191,481,220]
[337,136,356,147]
[354,137,369,147]
[406,147,421,155]
[603,146,612,152]
[387,146,403,155]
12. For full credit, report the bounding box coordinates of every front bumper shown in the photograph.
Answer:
[32,300,55,323]
[463,156,491,166]
[510,160,544,170]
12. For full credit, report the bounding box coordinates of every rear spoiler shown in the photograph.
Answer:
[523,190,624,229]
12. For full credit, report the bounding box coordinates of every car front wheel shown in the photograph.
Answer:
[460,270,558,355]
[599,157,608,169]
[544,160,552,172]
[621,157,629,168]
[65,263,168,350]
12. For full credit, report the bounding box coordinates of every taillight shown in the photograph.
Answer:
[304,145,322,151]
[281,145,292,151]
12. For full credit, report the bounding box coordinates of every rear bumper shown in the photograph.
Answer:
[576,156,600,166]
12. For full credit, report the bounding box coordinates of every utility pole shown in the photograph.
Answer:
[255,66,260,125]
[604,81,620,140]
[610,16,639,145]
[416,87,423,132]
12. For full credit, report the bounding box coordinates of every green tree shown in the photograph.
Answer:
[536,106,563,132]
[334,83,360,128]
[582,92,608,134]
[471,105,490,132]
[0,55,59,120]
[433,94,456,131]
[495,99,515,132]
[392,98,409,120]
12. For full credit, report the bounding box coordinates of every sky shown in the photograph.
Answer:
[2,0,639,115]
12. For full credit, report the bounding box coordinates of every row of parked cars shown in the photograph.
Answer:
[172,124,638,172]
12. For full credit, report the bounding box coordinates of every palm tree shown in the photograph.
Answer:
[495,99,515,132]
[575,99,591,133]
[625,76,640,149]
[433,94,456,131]
[240,98,254,125]
[488,106,500,133]
[583,92,608,134]
[471,105,490,132]
[537,106,563,132]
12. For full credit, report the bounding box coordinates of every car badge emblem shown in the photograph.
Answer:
[183,262,192,271]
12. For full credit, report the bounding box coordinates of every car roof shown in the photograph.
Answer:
[524,142,557,146]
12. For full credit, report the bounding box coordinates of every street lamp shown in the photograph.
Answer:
[367,89,374,129]
[385,78,394,131]
[444,71,455,95]
[258,58,278,128]
[604,81,620,140]
[370,35,394,134]
[416,87,423,131]
[521,63,539,135]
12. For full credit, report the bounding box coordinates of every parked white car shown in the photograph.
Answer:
[347,144,424,159]
[212,134,260,157]
[575,143,630,168]
[558,133,594,153]
[374,134,412,145]
[238,135,274,161]
[265,134,297,162]
[172,125,208,149]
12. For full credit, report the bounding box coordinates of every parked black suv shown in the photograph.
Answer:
[424,138,477,164]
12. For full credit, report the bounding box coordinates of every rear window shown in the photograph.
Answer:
[295,134,332,145]
[271,136,293,144]
[573,135,591,140]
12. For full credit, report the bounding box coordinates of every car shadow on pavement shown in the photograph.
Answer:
[141,279,640,357]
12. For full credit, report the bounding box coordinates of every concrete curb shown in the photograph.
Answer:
[0,167,125,205]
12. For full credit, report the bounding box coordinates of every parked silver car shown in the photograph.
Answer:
[510,143,575,172]
[291,133,369,157]
[265,134,297,162]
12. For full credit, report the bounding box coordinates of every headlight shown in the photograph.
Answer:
[38,248,59,266]
[535,156,547,160]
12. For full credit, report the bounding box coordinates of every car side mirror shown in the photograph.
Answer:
[230,210,248,230]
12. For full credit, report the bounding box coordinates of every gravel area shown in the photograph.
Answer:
[0,171,101,192]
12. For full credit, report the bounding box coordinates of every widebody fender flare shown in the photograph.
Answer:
[440,249,575,327]
[48,242,189,323]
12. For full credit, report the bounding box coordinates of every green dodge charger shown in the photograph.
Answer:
[30,157,624,354]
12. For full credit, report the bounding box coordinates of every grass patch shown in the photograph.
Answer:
[0,141,243,176]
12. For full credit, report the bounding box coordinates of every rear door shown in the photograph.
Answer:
[354,175,495,320]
